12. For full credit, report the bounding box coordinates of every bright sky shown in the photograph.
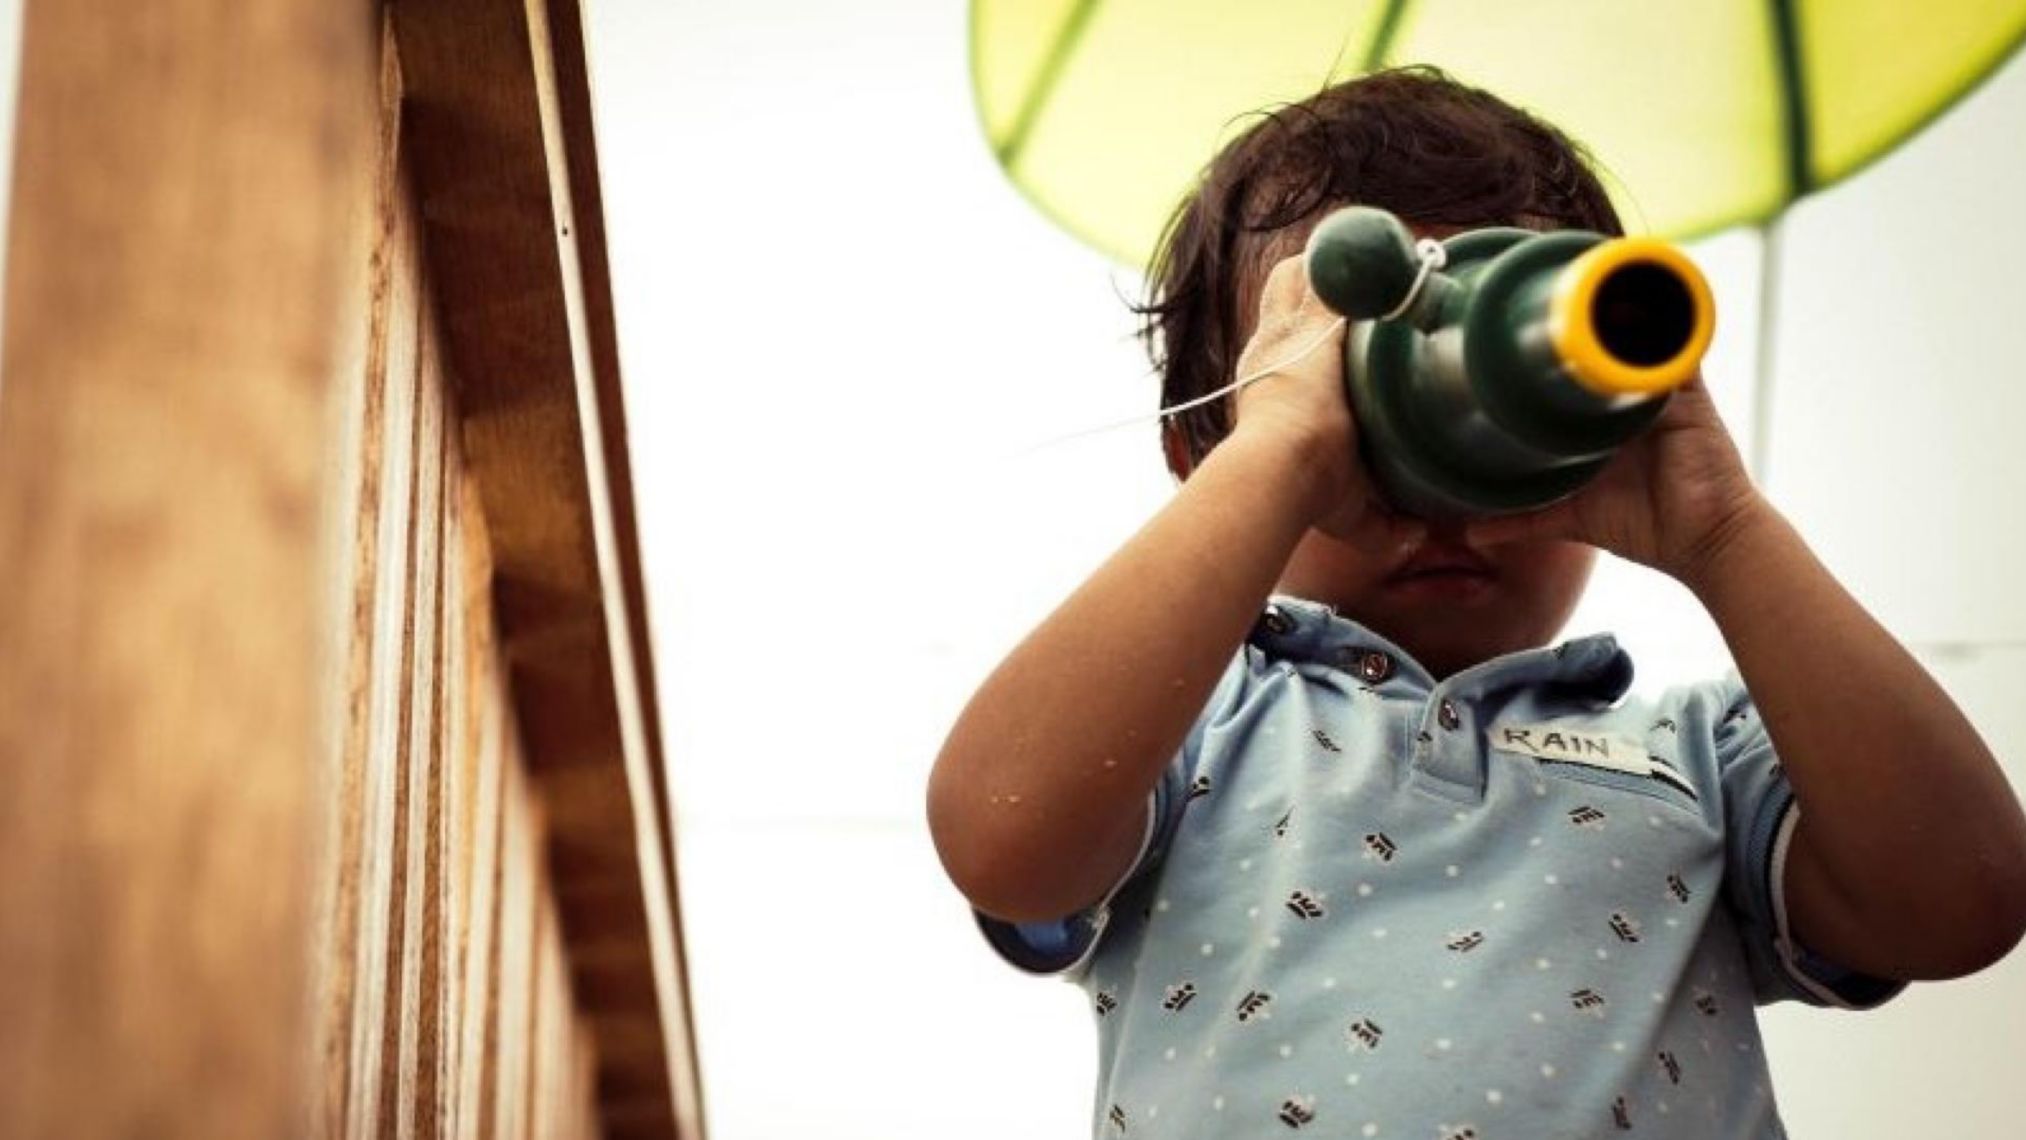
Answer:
[586,4,2026,1136]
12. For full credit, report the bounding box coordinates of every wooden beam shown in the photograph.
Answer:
[0,0,372,1135]
[538,0,687,985]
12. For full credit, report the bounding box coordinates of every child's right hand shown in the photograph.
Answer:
[933,265,1418,924]
[1231,255,1415,548]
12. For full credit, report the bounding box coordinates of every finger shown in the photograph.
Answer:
[1259,255,1308,312]
[1646,383,1729,442]
[1255,255,1326,335]
[1240,262,1341,379]
[1289,261,1343,327]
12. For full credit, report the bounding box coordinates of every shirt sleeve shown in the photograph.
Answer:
[974,651,1250,979]
[1711,677,1907,1009]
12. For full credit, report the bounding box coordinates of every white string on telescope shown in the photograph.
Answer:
[1013,315,1348,456]
[1380,237,1449,320]
[1014,237,1448,456]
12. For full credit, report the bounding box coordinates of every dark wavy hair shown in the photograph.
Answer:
[1139,66,1624,477]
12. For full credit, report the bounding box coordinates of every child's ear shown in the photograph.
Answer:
[1161,421,1196,481]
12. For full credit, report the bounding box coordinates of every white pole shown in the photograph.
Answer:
[1750,215,1784,486]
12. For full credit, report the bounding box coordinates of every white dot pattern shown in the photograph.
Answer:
[978,623,1869,1139]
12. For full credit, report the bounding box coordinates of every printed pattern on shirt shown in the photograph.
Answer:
[978,602,1900,1139]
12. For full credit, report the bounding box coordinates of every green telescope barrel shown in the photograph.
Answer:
[1303,206,1716,519]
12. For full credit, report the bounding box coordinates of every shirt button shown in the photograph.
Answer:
[1438,699,1461,731]
[1355,650,1393,684]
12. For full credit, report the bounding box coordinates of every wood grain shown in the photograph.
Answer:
[2,2,694,1134]
[0,0,372,1135]
[314,17,619,1133]
[312,18,408,1137]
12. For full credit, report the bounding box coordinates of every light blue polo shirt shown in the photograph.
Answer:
[978,595,1903,1139]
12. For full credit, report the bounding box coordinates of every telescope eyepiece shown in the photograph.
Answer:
[1592,262,1697,368]
[1548,238,1715,398]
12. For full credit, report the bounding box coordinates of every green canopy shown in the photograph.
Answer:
[974,0,2026,266]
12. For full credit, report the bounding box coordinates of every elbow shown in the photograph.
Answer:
[925,823,1069,925]
[1898,801,2026,979]
[1961,854,2026,976]
[1950,760,2026,975]
[1960,820,2026,975]
[959,874,1094,927]
[1897,854,2026,981]
[926,799,1010,918]
[1906,913,2026,982]
[925,760,1128,924]
[925,762,1045,922]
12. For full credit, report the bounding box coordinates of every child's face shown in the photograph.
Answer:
[1243,215,1595,677]
[1277,521,1596,679]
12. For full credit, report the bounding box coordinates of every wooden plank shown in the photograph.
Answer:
[493,759,539,1140]
[0,0,371,1135]
[392,275,450,1140]
[312,15,407,1136]
[464,703,511,1140]
[388,0,700,1132]
[437,389,477,1140]
[538,0,689,1031]
[519,4,700,1126]
[393,0,599,607]
[451,469,505,1140]
[573,1020,604,1140]
[526,887,556,1136]
[348,163,425,1140]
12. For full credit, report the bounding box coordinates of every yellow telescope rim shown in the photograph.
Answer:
[1547,238,1716,398]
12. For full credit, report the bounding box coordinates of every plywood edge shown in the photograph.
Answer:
[386,0,701,1135]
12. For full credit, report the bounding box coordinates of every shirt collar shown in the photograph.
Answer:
[1251,593,1635,704]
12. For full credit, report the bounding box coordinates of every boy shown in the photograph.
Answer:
[928,68,2026,1137]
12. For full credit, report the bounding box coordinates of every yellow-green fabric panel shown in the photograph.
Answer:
[972,0,1088,139]
[1384,0,1786,239]
[970,0,2026,266]
[1800,0,2026,181]
[981,0,1387,264]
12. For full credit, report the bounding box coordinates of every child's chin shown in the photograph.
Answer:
[1378,570,1500,606]
[1391,618,1539,679]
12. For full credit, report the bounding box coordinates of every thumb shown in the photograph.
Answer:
[1254,256,1311,330]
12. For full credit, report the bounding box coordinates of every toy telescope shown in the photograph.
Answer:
[1303,206,1715,519]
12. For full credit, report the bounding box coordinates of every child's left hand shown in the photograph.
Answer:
[1463,375,1766,584]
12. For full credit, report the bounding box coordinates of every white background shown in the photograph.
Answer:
[0,0,21,357]
[583,3,2026,1137]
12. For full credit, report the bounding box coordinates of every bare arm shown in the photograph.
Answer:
[928,426,1325,922]
[928,259,1390,923]
[1469,379,2026,980]
[1684,501,2026,979]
